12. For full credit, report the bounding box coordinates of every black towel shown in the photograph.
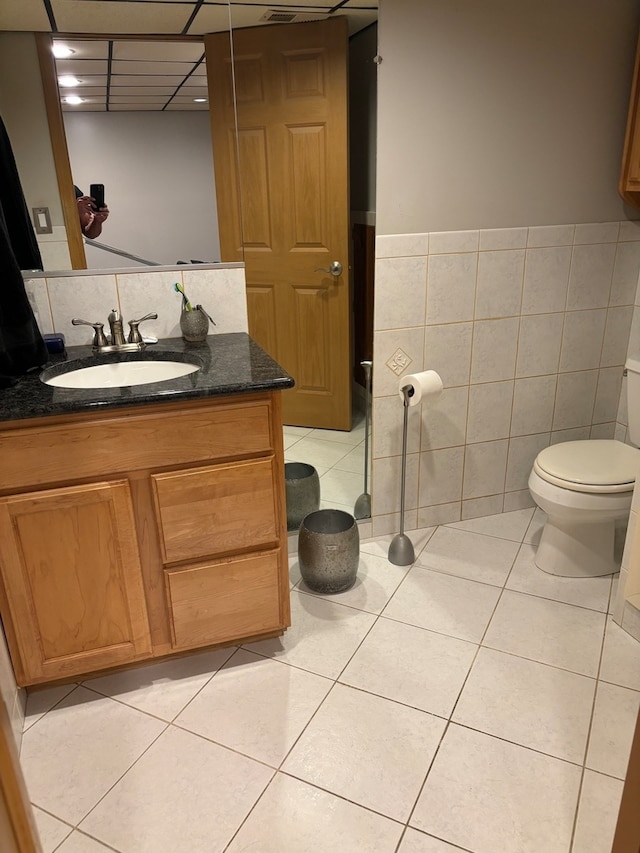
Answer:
[0,116,47,388]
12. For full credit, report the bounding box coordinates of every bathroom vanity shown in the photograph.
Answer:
[0,334,294,687]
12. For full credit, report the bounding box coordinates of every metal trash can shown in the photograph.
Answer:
[285,462,321,531]
[298,509,360,593]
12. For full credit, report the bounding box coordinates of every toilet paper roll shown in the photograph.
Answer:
[398,370,443,406]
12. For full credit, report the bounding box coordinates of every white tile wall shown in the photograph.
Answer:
[373,220,640,528]
[24,263,248,346]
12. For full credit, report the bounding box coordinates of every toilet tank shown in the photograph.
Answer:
[626,358,640,445]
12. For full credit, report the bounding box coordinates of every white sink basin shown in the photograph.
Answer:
[43,360,200,389]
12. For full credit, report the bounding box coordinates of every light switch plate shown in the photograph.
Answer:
[32,206,52,234]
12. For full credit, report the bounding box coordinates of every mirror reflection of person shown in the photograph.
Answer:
[74,185,109,238]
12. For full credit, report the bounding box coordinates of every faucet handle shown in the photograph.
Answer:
[127,312,158,344]
[71,318,109,349]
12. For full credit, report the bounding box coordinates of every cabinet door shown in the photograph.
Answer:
[152,458,279,563]
[0,481,151,685]
[165,551,284,649]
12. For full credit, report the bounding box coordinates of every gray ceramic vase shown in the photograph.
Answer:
[285,462,320,531]
[298,509,360,594]
[180,306,209,342]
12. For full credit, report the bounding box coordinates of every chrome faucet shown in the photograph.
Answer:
[72,310,158,353]
[108,309,126,346]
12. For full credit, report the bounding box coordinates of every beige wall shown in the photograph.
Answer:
[371,0,640,534]
[0,33,63,225]
[376,0,640,234]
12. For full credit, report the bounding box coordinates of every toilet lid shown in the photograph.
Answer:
[534,440,640,493]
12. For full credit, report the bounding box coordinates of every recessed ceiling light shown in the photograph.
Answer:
[58,76,81,88]
[52,45,75,59]
[64,96,83,105]
[194,98,207,103]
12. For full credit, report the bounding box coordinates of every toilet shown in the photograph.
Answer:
[528,358,640,577]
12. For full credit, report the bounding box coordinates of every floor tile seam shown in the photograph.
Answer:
[332,678,451,724]
[163,645,243,724]
[53,827,123,853]
[363,612,480,651]
[76,682,183,726]
[475,643,600,684]
[274,766,410,826]
[233,646,335,686]
[73,719,170,834]
[220,766,278,852]
[31,803,75,850]
[597,673,640,692]
[411,558,513,590]
[575,605,625,798]
[237,642,346,681]
[169,718,284,772]
[291,584,389,617]
[269,680,344,774]
[444,719,592,773]
[497,582,613,616]
[447,713,593,768]
[401,714,453,835]
[377,612,483,645]
[479,639,600,680]
[291,434,362,454]
[397,527,438,563]
[502,582,611,614]
[21,682,81,738]
[399,559,510,594]
[440,523,530,545]
[398,826,475,853]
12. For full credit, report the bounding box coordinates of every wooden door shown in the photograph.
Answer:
[0,481,151,685]
[206,19,352,430]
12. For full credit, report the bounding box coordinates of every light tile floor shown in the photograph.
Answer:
[21,507,640,853]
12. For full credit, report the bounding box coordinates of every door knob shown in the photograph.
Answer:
[315,260,343,277]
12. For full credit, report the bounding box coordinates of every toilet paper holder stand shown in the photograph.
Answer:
[388,384,416,566]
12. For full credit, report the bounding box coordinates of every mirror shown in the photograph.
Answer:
[0,4,377,514]
[52,35,229,270]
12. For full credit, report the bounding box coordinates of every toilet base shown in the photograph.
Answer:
[535,516,617,577]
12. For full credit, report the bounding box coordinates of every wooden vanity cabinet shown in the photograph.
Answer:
[0,392,290,686]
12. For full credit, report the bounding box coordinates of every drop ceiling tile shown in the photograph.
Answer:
[51,0,194,34]
[0,0,51,32]
[110,103,168,110]
[111,74,187,86]
[110,86,177,96]
[56,59,109,75]
[186,5,239,35]
[112,60,198,76]
[113,40,204,62]
[183,74,208,86]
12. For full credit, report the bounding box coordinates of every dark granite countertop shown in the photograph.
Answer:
[0,334,294,424]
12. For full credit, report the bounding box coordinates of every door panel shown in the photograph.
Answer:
[206,18,352,429]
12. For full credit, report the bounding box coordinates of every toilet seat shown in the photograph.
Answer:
[533,440,639,494]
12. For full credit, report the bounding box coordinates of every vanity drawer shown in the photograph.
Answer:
[165,551,283,649]
[0,396,274,492]
[152,458,279,563]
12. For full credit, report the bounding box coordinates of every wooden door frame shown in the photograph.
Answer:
[613,703,640,852]
[0,691,41,852]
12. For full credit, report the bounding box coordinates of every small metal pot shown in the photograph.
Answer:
[285,462,320,531]
[298,509,359,594]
